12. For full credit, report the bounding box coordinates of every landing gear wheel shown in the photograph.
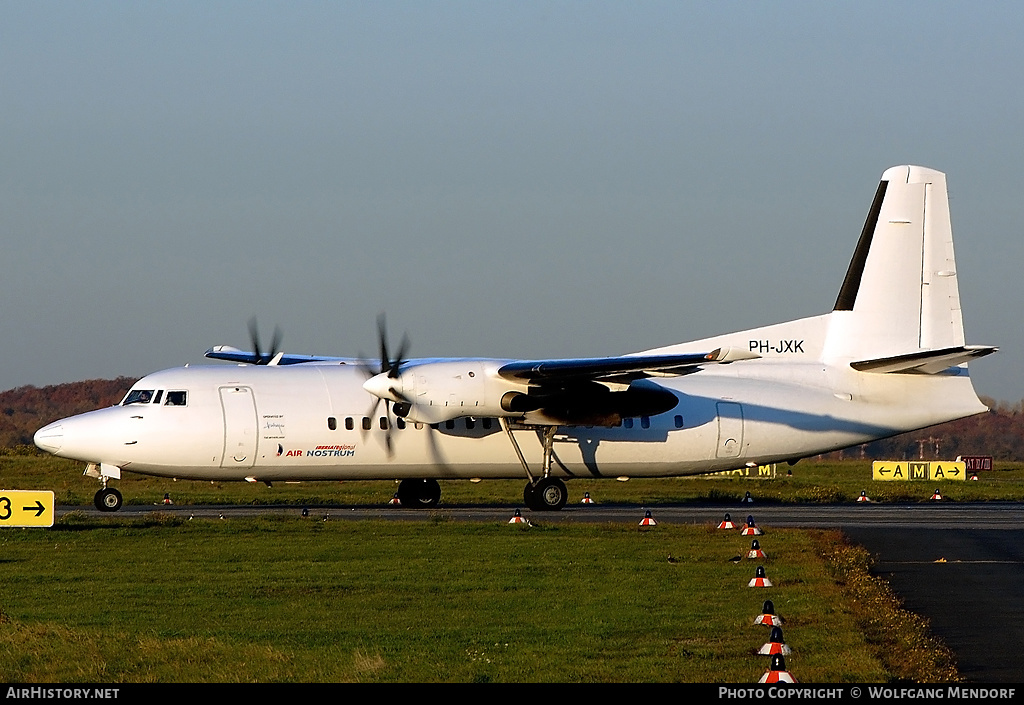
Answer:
[396,479,441,508]
[523,482,537,510]
[94,487,123,512]
[525,477,567,512]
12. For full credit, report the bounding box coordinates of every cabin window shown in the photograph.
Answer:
[123,390,155,405]
[674,415,684,428]
[379,417,389,431]
[640,416,650,429]
[152,390,163,405]
[465,418,475,430]
[482,418,492,430]
[362,417,372,431]
[623,418,634,429]
[345,417,354,430]
[327,417,337,431]
[165,391,187,407]
[396,418,406,430]
[445,420,455,430]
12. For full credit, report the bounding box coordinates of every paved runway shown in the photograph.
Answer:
[60,501,1024,682]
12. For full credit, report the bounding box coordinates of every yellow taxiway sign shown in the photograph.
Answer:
[0,490,55,527]
[872,461,966,482]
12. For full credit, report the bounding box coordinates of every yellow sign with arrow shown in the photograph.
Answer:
[872,461,966,482]
[0,490,55,527]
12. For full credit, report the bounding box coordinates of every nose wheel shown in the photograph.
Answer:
[94,487,123,512]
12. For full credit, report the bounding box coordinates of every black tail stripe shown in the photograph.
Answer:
[834,180,888,311]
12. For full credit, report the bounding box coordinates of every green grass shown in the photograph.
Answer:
[0,516,932,683]
[0,454,1001,682]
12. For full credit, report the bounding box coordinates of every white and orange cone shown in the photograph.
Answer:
[747,539,767,560]
[741,515,763,536]
[758,654,797,683]
[931,488,943,501]
[857,490,871,502]
[748,565,773,588]
[580,492,595,504]
[758,626,792,656]
[639,509,657,526]
[717,513,736,530]
[508,508,527,524]
[389,493,401,505]
[754,599,783,626]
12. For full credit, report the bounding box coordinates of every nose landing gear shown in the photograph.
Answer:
[94,487,123,512]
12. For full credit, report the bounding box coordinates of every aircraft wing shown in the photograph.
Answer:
[497,346,759,383]
[204,346,351,366]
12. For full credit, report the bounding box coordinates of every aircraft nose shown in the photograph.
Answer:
[34,422,63,454]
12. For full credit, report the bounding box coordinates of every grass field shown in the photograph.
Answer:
[0,453,1012,683]
[0,516,953,683]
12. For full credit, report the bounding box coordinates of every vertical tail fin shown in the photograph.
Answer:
[825,165,967,361]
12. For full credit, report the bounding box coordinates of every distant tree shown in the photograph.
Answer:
[0,378,137,447]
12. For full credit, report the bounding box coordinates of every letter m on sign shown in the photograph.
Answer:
[910,462,928,480]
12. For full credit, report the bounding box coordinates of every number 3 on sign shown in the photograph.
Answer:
[0,491,55,527]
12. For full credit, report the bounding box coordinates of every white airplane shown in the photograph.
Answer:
[34,165,996,512]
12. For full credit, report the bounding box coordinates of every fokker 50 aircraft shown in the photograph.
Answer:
[35,166,996,512]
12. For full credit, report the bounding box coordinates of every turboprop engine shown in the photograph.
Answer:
[362,359,680,426]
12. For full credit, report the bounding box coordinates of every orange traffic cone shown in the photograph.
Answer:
[748,565,773,588]
[758,626,792,656]
[747,539,767,560]
[754,599,783,626]
[741,515,763,536]
[759,654,797,683]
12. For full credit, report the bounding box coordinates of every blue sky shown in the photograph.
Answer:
[2,1,1021,401]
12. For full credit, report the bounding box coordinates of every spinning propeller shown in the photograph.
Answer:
[360,315,412,456]
[246,317,283,365]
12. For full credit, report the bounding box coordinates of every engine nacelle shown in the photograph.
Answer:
[363,359,680,427]
[363,359,529,425]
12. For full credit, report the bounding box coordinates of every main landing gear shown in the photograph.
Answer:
[501,419,569,511]
[94,487,123,512]
[523,476,568,511]
[396,478,441,508]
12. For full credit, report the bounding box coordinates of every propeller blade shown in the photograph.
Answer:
[247,317,283,365]
[377,314,391,375]
[363,313,412,459]
[247,317,263,364]
[390,333,410,379]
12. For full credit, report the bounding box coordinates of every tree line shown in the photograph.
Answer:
[0,379,1021,460]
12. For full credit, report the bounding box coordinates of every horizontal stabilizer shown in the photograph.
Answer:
[850,345,997,374]
[205,345,344,366]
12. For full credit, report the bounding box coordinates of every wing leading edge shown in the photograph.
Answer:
[497,346,760,384]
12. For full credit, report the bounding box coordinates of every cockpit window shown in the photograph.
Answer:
[165,391,188,406]
[123,390,155,405]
